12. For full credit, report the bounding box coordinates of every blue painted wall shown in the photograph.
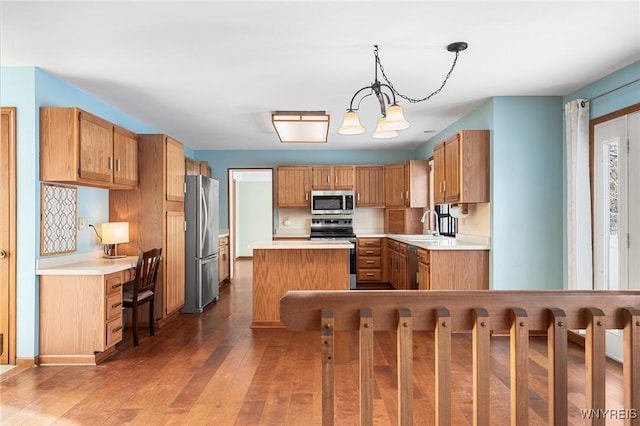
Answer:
[419,97,564,290]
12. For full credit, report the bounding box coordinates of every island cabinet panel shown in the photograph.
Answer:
[433,130,490,204]
[355,165,385,208]
[40,107,138,189]
[276,166,311,207]
[39,271,124,365]
[252,248,350,327]
[110,133,186,326]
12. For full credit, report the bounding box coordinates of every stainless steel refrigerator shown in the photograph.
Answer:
[182,175,219,313]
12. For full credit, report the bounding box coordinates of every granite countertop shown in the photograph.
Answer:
[386,234,490,251]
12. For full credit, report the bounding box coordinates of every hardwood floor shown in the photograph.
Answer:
[0,259,625,425]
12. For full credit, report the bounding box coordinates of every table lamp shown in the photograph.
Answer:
[101,222,129,258]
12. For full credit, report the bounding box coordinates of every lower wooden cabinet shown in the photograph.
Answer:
[387,239,408,290]
[417,248,488,290]
[39,269,127,365]
[356,238,383,282]
[219,235,230,283]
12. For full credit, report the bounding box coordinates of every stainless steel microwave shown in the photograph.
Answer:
[311,190,355,215]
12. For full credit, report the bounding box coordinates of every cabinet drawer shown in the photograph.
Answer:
[106,292,123,322]
[105,272,123,296]
[357,269,382,281]
[358,238,381,248]
[121,267,135,283]
[358,247,381,257]
[105,318,123,348]
[219,235,229,246]
[417,248,430,264]
[358,256,381,268]
[387,239,398,250]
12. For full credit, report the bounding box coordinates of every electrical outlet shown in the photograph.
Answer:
[77,217,85,230]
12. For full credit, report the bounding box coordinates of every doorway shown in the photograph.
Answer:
[592,105,640,362]
[228,169,273,278]
[1,107,17,365]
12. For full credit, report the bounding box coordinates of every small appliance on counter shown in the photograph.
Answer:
[310,217,357,289]
[182,175,219,314]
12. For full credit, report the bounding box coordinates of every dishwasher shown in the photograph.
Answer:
[407,245,419,290]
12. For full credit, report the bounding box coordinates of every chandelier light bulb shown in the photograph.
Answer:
[337,111,366,135]
[381,104,410,130]
[371,117,398,139]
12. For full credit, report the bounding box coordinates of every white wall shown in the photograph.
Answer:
[236,181,272,256]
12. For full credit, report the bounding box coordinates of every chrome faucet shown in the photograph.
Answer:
[420,209,440,236]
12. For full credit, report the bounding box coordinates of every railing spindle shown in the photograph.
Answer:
[321,309,335,426]
[360,308,374,425]
[623,307,640,426]
[473,308,491,426]
[510,308,529,425]
[397,308,413,426]
[585,307,606,426]
[435,308,452,426]
[547,308,568,425]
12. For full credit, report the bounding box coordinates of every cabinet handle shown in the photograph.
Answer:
[335,175,338,184]
[400,191,403,200]
[116,158,121,172]
[111,301,122,309]
[366,260,374,264]
[111,283,122,289]
[305,192,309,201]
[405,190,409,200]
[357,193,360,201]
[108,156,113,170]
[327,175,330,184]
[366,273,374,277]
[366,250,374,254]
[365,241,374,246]
[112,326,124,333]
[443,181,447,192]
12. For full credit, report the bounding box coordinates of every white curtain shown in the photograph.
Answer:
[566,100,593,290]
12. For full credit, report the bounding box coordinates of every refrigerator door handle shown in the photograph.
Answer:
[200,185,209,250]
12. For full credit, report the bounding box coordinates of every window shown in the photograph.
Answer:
[435,204,457,237]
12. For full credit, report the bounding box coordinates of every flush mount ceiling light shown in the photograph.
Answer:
[338,42,468,139]
[272,111,330,143]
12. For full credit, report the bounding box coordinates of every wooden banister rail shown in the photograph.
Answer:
[280,290,640,425]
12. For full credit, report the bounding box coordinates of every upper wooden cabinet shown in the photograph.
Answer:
[311,165,355,190]
[185,158,212,177]
[40,107,138,189]
[433,130,489,204]
[384,160,427,208]
[277,166,311,207]
[355,165,384,208]
[199,161,212,177]
[165,136,185,202]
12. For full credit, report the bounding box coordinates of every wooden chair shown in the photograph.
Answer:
[122,248,162,346]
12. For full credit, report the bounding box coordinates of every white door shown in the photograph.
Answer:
[593,110,640,362]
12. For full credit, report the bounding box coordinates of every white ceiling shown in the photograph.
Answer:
[1,1,639,151]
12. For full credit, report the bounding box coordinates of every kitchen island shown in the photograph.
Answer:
[250,240,353,328]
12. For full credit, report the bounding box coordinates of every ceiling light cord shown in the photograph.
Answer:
[374,43,466,104]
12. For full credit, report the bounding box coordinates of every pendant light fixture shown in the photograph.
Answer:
[337,42,468,139]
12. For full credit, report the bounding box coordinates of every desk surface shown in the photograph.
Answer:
[36,256,138,276]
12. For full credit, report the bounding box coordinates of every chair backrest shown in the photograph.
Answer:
[132,248,162,297]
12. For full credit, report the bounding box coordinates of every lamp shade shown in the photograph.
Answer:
[337,111,366,135]
[371,117,398,139]
[101,222,129,244]
[272,111,330,143]
[381,104,410,130]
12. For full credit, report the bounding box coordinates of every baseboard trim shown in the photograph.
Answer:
[16,356,38,367]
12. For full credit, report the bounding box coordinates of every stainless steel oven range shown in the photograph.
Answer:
[309,217,357,289]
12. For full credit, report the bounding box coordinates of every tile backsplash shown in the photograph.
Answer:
[276,208,385,235]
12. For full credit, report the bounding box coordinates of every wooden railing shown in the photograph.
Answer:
[280,290,640,425]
